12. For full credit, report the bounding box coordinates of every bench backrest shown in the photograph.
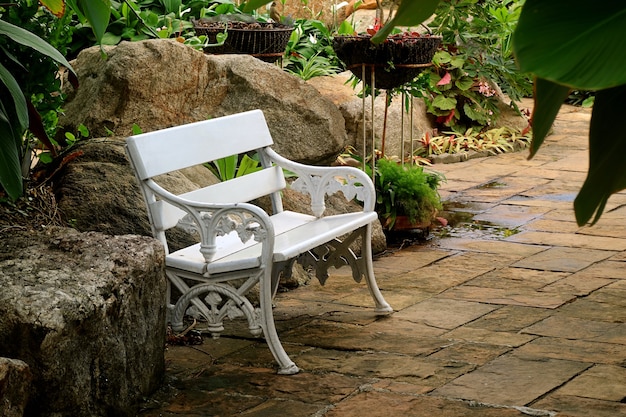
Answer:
[126,110,286,242]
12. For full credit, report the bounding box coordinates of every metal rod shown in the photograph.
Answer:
[410,95,414,166]
[362,64,366,173]
[401,91,405,167]
[371,66,376,181]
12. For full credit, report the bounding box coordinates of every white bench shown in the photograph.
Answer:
[125,109,392,374]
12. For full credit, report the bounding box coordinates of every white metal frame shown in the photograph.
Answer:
[125,109,392,374]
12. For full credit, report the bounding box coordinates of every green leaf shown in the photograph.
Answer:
[235,154,262,177]
[40,0,66,17]
[76,0,112,45]
[432,95,457,111]
[0,106,23,200]
[528,77,571,158]
[101,32,122,45]
[371,0,441,43]
[242,0,273,13]
[214,155,237,181]
[513,0,626,90]
[455,77,474,91]
[0,62,28,135]
[0,20,76,77]
[574,85,626,226]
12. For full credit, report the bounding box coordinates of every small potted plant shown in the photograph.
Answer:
[338,150,444,231]
[373,157,443,230]
[192,0,294,62]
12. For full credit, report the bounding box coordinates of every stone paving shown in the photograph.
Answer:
[139,103,626,417]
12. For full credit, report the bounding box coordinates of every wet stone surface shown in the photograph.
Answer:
[137,103,626,417]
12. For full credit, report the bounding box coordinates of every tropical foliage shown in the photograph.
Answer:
[370,0,625,226]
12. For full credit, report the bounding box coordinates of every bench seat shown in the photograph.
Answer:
[168,211,378,275]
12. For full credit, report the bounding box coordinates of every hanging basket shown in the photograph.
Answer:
[193,20,294,62]
[332,34,442,89]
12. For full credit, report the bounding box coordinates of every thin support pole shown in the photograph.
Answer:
[370,66,376,181]
[401,91,405,167]
[381,90,389,158]
[410,95,414,166]
[362,64,367,173]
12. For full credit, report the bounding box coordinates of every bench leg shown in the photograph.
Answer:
[166,268,299,375]
[298,225,393,314]
[260,267,300,375]
[362,224,393,314]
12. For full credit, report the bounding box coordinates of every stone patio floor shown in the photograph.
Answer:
[139,103,626,417]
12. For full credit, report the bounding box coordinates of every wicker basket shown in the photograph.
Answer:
[333,35,442,89]
[193,20,294,62]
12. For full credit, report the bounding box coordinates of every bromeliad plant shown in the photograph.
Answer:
[415,126,531,160]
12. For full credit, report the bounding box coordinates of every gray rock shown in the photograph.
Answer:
[0,358,32,417]
[59,39,347,164]
[307,72,436,160]
[0,228,166,417]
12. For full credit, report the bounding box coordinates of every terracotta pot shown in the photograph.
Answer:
[390,215,432,231]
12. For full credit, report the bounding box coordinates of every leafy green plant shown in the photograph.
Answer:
[282,18,342,80]
[415,51,503,133]
[0,0,109,201]
[371,0,625,226]
[415,126,531,159]
[374,157,443,229]
[205,153,262,181]
[395,0,532,133]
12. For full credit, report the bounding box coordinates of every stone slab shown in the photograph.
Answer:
[557,364,626,402]
[394,298,497,329]
[325,391,535,417]
[441,285,575,309]
[514,337,626,365]
[522,316,626,344]
[0,358,32,417]
[511,246,615,272]
[507,231,626,251]
[432,355,590,406]
[533,394,626,417]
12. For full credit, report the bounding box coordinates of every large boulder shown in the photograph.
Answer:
[59,39,347,164]
[0,358,32,417]
[0,228,166,417]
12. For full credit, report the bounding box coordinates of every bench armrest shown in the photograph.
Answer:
[145,179,275,263]
[264,148,376,217]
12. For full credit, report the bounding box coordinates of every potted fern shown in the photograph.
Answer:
[374,158,443,230]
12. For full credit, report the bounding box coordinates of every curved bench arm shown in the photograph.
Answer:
[145,179,275,263]
[264,148,376,217]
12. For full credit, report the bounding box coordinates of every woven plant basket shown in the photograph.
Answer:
[193,20,293,62]
[333,35,442,89]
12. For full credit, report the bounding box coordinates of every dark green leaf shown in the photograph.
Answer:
[0,106,23,200]
[574,85,626,225]
[513,0,626,89]
[76,0,112,45]
[528,77,570,158]
[242,0,273,13]
[0,62,28,134]
[432,95,456,111]
[0,20,76,77]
